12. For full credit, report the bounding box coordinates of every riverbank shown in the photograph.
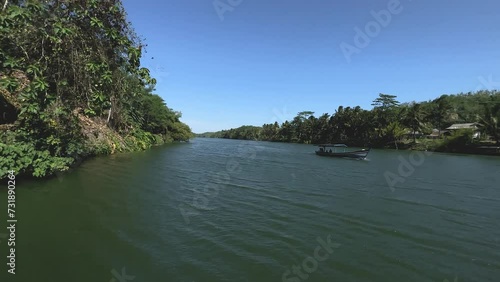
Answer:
[392,137,500,156]
[0,2,193,180]
[196,135,500,157]
[0,110,191,180]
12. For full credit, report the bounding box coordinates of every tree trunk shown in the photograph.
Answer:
[106,107,112,124]
[107,97,114,124]
[2,0,8,11]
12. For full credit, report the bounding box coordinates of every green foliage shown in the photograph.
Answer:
[401,102,424,143]
[91,140,113,155]
[0,143,73,179]
[168,122,193,142]
[0,0,192,178]
[436,129,475,152]
[478,96,500,144]
[209,126,261,140]
[384,121,406,142]
[207,90,500,150]
[371,93,399,110]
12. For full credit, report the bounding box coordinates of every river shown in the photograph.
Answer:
[1,138,499,282]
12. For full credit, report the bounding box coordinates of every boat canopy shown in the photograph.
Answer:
[317,144,348,147]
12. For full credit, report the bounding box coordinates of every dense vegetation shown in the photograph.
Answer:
[201,91,500,151]
[0,0,192,178]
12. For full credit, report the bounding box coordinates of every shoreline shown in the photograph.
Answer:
[0,139,189,181]
[196,136,500,157]
[3,137,497,181]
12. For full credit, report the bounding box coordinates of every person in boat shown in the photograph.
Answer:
[329,149,332,153]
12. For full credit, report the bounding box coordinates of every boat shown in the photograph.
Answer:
[315,144,370,159]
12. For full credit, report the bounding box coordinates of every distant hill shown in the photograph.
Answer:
[195,132,218,138]
[195,125,262,140]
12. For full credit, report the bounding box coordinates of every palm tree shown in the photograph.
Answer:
[402,102,424,143]
[385,121,406,149]
[371,93,400,138]
[315,113,330,144]
[426,95,451,136]
[279,121,292,142]
[479,100,500,144]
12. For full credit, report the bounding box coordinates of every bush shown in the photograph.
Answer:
[0,142,73,178]
[436,129,474,152]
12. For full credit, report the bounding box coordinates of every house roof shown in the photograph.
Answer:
[446,123,479,130]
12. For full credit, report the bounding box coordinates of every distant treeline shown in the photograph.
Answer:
[197,91,500,147]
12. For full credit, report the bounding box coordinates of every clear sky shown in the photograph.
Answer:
[122,0,500,133]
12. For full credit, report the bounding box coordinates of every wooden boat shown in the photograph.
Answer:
[315,144,370,159]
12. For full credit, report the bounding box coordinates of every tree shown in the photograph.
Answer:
[279,121,292,142]
[290,111,314,143]
[314,113,330,144]
[402,102,424,143]
[0,0,192,178]
[204,90,499,151]
[479,99,500,144]
[372,93,400,139]
[385,121,406,149]
[427,95,452,135]
[371,93,399,110]
[170,122,193,142]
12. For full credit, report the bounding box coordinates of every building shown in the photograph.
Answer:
[445,123,480,130]
[426,129,450,139]
[445,123,481,139]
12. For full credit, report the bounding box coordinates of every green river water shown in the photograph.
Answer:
[0,138,499,282]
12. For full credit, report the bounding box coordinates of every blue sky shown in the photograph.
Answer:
[122,0,500,133]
